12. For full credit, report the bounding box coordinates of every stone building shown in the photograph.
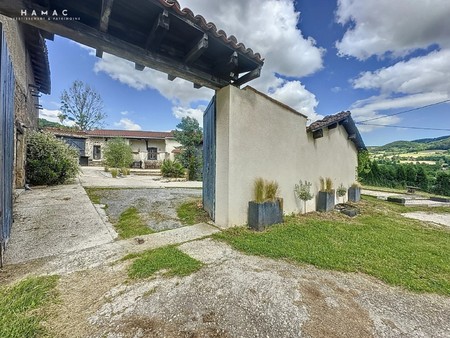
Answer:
[0,15,50,253]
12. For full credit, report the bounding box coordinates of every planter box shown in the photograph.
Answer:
[317,191,335,212]
[348,187,361,202]
[430,196,450,203]
[248,199,283,231]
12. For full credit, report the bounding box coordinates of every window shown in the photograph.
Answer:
[148,147,157,160]
[93,145,101,160]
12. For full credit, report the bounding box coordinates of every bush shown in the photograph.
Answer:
[110,168,118,178]
[161,159,185,178]
[103,138,133,169]
[26,131,79,185]
[252,178,280,203]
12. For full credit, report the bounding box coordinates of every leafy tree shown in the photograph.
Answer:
[103,138,133,169]
[434,172,450,196]
[26,131,79,185]
[174,117,203,181]
[415,166,429,191]
[357,150,371,178]
[294,180,314,214]
[59,80,106,130]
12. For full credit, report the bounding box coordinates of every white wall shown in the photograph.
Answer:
[215,85,358,227]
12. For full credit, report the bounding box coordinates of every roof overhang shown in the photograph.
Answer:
[308,111,367,151]
[0,0,264,90]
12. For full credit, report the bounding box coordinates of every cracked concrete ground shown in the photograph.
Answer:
[2,176,450,337]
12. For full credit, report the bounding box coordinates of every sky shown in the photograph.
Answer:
[39,0,450,146]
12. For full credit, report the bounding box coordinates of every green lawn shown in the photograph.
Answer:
[0,276,59,338]
[124,246,203,279]
[176,200,211,225]
[116,207,154,239]
[213,196,450,296]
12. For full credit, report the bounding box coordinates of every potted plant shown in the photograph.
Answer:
[294,180,314,214]
[348,182,361,202]
[337,183,347,203]
[317,177,335,212]
[248,178,283,231]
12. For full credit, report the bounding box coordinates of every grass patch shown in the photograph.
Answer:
[213,196,450,296]
[84,187,102,204]
[125,246,203,279]
[116,207,154,239]
[177,200,210,225]
[0,275,59,338]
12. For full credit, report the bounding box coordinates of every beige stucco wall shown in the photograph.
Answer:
[85,137,180,164]
[165,138,180,161]
[1,15,39,187]
[215,85,358,227]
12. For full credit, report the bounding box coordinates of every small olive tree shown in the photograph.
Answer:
[26,131,79,185]
[294,180,314,214]
[103,138,133,170]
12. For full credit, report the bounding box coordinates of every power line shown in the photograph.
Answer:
[355,99,450,124]
[358,122,450,131]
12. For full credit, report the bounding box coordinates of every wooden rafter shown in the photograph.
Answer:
[233,66,261,87]
[99,0,114,32]
[145,9,170,51]
[184,34,208,65]
[214,51,238,80]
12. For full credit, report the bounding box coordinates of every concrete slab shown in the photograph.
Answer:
[5,183,118,265]
[402,212,450,228]
[80,166,202,189]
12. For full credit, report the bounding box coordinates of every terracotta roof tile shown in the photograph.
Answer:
[86,129,174,139]
[158,0,264,64]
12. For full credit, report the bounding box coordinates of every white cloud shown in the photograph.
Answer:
[269,81,321,121]
[336,0,450,59]
[91,0,324,120]
[120,111,129,115]
[40,108,61,123]
[353,49,450,95]
[114,118,142,130]
[172,106,206,127]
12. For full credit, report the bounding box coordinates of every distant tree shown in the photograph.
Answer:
[434,172,450,196]
[174,117,203,181]
[357,150,371,178]
[103,138,133,169]
[415,166,429,191]
[59,80,106,130]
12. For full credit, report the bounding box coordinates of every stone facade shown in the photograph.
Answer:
[0,15,42,188]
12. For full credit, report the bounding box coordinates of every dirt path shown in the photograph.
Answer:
[40,238,450,338]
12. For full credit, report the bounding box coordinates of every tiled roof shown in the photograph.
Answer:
[44,127,87,138]
[45,128,174,139]
[308,111,366,151]
[159,0,263,64]
[86,129,174,139]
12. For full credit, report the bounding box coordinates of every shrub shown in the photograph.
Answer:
[110,168,118,178]
[294,180,314,213]
[26,131,79,185]
[120,167,130,176]
[103,138,133,169]
[254,178,265,203]
[265,181,279,201]
[320,177,334,192]
[337,184,347,197]
[161,159,185,178]
[104,166,109,172]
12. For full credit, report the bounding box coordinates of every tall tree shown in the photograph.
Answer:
[59,80,106,130]
[174,117,203,181]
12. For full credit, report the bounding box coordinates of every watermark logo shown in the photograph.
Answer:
[15,9,80,21]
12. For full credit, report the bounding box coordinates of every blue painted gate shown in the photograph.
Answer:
[0,24,15,266]
[203,95,216,220]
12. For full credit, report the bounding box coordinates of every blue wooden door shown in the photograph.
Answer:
[0,24,15,265]
[203,96,216,220]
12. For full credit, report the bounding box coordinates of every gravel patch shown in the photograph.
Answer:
[402,211,450,228]
[86,239,450,338]
[94,188,202,231]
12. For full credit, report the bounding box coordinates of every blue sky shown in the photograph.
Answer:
[39,0,450,146]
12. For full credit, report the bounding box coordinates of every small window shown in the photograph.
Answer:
[148,147,157,160]
[93,145,101,160]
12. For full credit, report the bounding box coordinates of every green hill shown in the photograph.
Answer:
[376,135,450,152]
[38,118,63,128]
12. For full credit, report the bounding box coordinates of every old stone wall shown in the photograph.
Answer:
[0,15,40,188]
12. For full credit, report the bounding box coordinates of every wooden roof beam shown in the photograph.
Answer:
[233,66,261,87]
[145,9,170,51]
[214,51,238,80]
[184,34,208,65]
[99,0,114,32]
